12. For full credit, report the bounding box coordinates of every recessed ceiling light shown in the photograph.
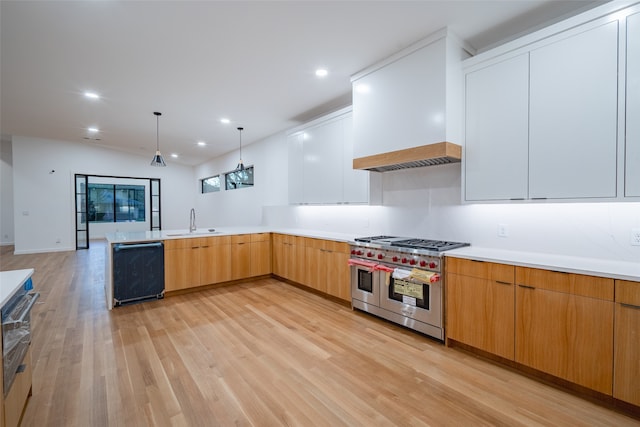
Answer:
[84,91,100,99]
[315,69,328,77]
[171,153,178,158]
[87,127,99,133]
[220,118,230,124]
[197,141,206,146]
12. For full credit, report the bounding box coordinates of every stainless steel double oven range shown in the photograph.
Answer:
[350,236,469,341]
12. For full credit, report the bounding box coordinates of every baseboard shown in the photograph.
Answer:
[13,246,75,255]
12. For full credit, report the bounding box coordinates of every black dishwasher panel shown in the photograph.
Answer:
[112,242,164,306]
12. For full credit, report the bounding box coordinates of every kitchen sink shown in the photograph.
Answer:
[166,231,221,237]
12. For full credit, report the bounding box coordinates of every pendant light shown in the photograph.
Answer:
[150,111,167,167]
[235,126,245,171]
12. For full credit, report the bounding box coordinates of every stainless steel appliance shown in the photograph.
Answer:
[350,236,469,341]
[2,286,39,396]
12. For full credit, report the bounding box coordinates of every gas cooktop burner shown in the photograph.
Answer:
[353,235,397,243]
[353,236,469,252]
[390,239,469,251]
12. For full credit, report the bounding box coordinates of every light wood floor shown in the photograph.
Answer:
[1,241,638,426]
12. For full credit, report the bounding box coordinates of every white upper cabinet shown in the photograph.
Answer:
[352,29,469,160]
[626,12,640,197]
[529,21,619,199]
[287,109,377,205]
[341,115,372,204]
[463,2,637,202]
[287,132,305,204]
[465,54,529,201]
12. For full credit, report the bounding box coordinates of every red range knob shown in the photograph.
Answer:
[409,259,417,265]
[367,252,374,257]
[401,258,408,264]
[419,260,427,267]
[429,262,437,269]
[357,250,363,256]
[351,250,356,255]
[377,254,384,260]
[392,256,399,262]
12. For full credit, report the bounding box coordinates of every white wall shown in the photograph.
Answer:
[0,138,15,245]
[8,130,640,263]
[193,132,288,228]
[263,164,640,263]
[11,136,195,254]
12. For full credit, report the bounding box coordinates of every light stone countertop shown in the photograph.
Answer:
[445,246,639,282]
[104,229,639,282]
[0,269,35,308]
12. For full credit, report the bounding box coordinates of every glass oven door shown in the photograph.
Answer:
[350,263,380,306]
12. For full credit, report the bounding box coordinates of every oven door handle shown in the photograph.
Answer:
[5,292,40,326]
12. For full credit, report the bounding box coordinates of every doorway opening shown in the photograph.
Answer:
[75,174,161,249]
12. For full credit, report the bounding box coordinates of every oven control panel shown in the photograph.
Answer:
[350,246,441,272]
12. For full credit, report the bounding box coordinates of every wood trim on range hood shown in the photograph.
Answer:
[352,142,462,172]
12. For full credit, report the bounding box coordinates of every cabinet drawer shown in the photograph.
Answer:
[250,233,270,243]
[200,236,231,246]
[164,238,191,250]
[4,346,32,427]
[231,234,252,244]
[615,280,640,306]
[446,258,514,283]
[326,241,349,254]
[516,267,613,300]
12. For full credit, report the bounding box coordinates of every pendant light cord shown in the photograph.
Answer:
[155,112,161,151]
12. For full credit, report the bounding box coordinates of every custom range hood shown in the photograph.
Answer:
[350,28,471,173]
[352,141,461,172]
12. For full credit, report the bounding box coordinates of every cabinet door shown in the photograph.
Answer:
[231,236,252,280]
[289,237,307,284]
[613,280,640,405]
[529,21,618,199]
[626,12,640,197]
[515,285,613,393]
[201,238,231,285]
[303,118,344,204]
[251,240,272,276]
[447,273,515,360]
[341,114,370,203]
[272,234,286,277]
[165,240,200,291]
[304,240,326,293]
[325,243,351,301]
[287,133,305,204]
[465,54,529,201]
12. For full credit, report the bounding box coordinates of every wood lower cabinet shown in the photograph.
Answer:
[613,279,640,406]
[325,242,350,301]
[4,347,32,427]
[446,258,515,359]
[250,233,272,277]
[201,237,232,285]
[164,238,202,291]
[272,234,305,283]
[304,239,350,301]
[231,235,252,280]
[305,239,328,294]
[515,267,614,394]
[165,236,232,291]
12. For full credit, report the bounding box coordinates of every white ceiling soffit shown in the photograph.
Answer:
[0,1,605,166]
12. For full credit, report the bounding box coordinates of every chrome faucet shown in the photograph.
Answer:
[189,208,196,233]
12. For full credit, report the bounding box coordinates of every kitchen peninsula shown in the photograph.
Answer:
[104,228,356,310]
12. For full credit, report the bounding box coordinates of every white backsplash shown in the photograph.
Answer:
[263,164,640,263]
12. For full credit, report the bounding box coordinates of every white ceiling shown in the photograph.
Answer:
[1,0,604,166]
